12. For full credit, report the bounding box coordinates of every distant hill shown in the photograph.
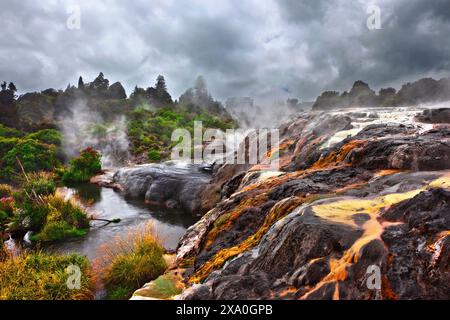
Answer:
[312,77,450,110]
[0,73,232,132]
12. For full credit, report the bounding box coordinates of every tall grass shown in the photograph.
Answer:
[0,250,94,300]
[94,222,167,299]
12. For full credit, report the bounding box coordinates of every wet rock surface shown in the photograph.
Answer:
[415,108,450,123]
[381,188,450,299]
[111,162,212,214]
[133,108,450,300]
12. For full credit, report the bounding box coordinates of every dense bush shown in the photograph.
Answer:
[95,222,167,299]
[62,148,102,183]
[27,193,90,242]
[0,137,19,157]
[0,125,61,181]
[10,201,49,232]
[26,129,62,146]
[127,108,235,162]
[0,124,24,138]
[8,172,57,231]
[0,139,59,181]
[0,251,94,300]
[147,149,161,162]
[34,220,87,242]
[11,195,89,242]
[9,173,90,241]
[0,197,14,232]
[21,172,56,197]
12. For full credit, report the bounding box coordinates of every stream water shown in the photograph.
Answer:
[42,183,198,261]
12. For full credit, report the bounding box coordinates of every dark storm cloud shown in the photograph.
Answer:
[274,0,450,95]
[0,0,449,103]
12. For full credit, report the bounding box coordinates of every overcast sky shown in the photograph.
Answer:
[1,0,450,103]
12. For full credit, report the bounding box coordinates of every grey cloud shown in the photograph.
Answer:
[0,0,449,104]
[276,0,327,22]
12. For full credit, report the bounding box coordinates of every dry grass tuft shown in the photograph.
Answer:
[94,221,167,300]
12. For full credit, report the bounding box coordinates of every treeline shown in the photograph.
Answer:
[0,73,232,132]
[312,77,450,110]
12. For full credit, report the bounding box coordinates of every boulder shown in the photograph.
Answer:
[415,108,450,123]
[381,188,450,299]
[112,162,212,214]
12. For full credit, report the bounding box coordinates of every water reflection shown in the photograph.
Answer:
[48,184,199,260]
[64,182,102,203]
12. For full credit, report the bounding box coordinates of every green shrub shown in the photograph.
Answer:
[0,197,14,216]
[0,124,24,138]
[0,211,8,224]
[11,200,50,231]
[0,251,94,300]
[107,286,133,300]
[8,172,57,232]
[96,222,167,300]
[11,174,90,241]
[62,148,102,183]
[126,107,237,162]
[26,129,62,146]
[46,194,90,229]
[22,172,56,197]
[0,139,59,181]
[32,221,87,242]
[0,197,14,232]
[147,149,162,162]
[30,194,90,242]
[0,137,19,157]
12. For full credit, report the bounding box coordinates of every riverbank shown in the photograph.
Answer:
[1,162,209,300]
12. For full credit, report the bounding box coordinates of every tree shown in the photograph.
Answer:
[78,76,85,89]
[152,75,173,106]
[130,85,147,101]
[194,75,208,101]
[7,82,16,92]
[379,88,396,100]
[155,75,167,94]
[379,87,399,107]
[179,88,195,106]
[41,88,58,97]
[312,91,342,110]
[186,75,214,108]
[91,72,109,92]
[0,82,17,105]
[178,76,224,113]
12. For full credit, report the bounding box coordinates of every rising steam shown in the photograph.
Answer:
[58,99,130,168]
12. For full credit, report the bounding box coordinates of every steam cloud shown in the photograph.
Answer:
[58,99,130,168]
